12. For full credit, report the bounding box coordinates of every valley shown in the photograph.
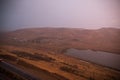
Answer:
[0,28,120,80]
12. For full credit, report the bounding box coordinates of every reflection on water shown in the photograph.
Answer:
[66,48,120,70]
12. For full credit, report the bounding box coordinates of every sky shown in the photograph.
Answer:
[1,0,120,31]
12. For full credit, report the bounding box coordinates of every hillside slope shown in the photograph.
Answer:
[2,27,120,54]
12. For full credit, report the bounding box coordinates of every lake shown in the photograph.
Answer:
[66,48,120,70]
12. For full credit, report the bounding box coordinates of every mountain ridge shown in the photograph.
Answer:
[2,27,120,54]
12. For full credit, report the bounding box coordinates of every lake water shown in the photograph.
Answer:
[66,48,120,70]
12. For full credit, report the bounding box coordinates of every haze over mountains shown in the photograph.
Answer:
[1,0,120,79]
[2,27,120,54]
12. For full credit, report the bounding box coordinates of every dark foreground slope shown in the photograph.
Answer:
[0,46,120,80]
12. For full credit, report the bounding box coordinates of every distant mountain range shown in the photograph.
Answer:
[1,27,120,54]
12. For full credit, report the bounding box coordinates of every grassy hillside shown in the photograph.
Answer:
[2,28,120,54]
[0,27,120,80]
[0,45,120,80]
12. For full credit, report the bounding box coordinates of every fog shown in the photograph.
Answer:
[1,0,120,31]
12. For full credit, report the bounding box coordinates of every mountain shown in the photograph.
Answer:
[0,27,120,80]
[1,27,120,54]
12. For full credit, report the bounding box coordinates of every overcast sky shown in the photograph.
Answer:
[1,0,120,31]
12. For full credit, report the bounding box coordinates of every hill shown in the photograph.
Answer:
[1,27,120,54]
[0,27,120,80]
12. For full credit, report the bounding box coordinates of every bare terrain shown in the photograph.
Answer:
[0,28,120,80]
[1,27,120,54]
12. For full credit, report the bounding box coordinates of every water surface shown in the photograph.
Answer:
[66,49,120,70]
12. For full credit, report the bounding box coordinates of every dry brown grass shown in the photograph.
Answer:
[0,45,120,80]
[2,28,120,54]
